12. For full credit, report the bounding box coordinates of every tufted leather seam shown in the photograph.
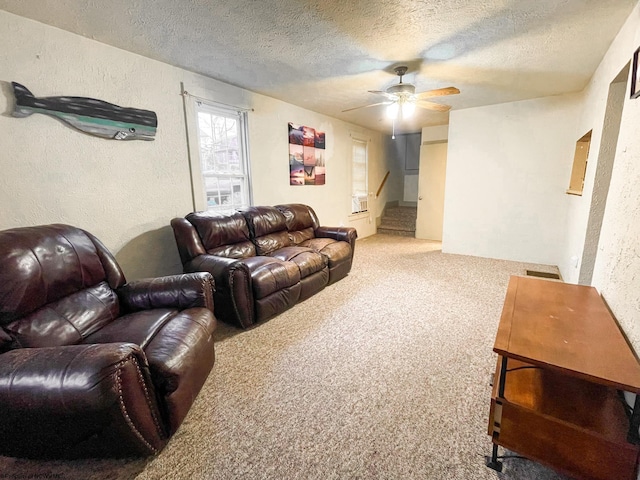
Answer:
[44,305,84,343]
[57,231,88,288]
[114,355,166,454]
[82,285,118,338]
[27,245,47,307]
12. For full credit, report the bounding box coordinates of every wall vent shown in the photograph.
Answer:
[526,270,561,280]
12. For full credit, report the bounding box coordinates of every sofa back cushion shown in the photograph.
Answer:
[240,206,291,255]
[186,212,256,258]
[0,224,125,350]
[276,204,320,245]
[6,282,120,348]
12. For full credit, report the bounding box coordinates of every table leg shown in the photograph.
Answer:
[486,357,508,471]
[486,443,503,472]
[627,393,640,444]
[498,356,508,398]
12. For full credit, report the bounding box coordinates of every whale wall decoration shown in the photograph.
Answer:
[11,82,157,141]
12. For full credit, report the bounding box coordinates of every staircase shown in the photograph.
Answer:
[377,206,417,237]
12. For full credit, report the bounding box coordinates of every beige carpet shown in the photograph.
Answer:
[0,234,570,480]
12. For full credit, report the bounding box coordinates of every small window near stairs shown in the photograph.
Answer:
[351,138,368,213]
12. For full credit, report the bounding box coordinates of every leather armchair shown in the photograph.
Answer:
[0,224,217,458]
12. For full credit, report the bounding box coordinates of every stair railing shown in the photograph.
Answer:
[375,171,390,198]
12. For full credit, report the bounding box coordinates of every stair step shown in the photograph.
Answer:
[377,206,417,237]
[377,226,415,237]
[384,207,417,217]
[380,217,416,228]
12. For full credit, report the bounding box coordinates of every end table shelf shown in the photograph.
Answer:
[486,276,640,480]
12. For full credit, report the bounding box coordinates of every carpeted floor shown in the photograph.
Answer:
[0,234,570,480]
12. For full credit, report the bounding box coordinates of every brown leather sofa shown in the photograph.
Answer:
[171,204,356,329]
[0,224,217,458]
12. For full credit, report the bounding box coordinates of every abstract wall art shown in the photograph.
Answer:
[289,122,325,185]
[11,82,157,140]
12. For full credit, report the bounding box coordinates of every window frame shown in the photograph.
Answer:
[183,91,253,213]
[351,137,369,214]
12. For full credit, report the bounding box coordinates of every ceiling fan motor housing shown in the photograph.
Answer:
[388,66,415,96]
[387,83,416,95]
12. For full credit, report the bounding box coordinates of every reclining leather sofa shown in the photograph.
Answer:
[0,224,217,458]
[171,203,356,329]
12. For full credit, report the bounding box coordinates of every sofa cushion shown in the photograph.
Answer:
[241,256,300,299]
[300,238,352,268]
[276,203,320,231]
[82,308,177,348]
[254,230,291,256]
[289,227,315,246]
[270,246,327,278]
[186,212,255,258]
[241,207,291,255]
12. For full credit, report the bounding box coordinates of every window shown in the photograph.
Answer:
[194,101,251,214]
[567,130,591,196]
[351,138,368,213]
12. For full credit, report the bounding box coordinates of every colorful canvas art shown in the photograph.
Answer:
[11,82,157,141]
[289,123,325,185]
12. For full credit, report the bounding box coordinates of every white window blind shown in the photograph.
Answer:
[352,139,368,213]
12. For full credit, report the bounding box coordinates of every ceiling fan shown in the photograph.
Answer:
[342,66,460,119]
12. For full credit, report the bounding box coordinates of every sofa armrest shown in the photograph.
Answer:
[171,217,206,265]
[117,272,215,313]
[315,226,358,253]
[185,255,255,329]
[186,254,245,280]
[0,343,167,458]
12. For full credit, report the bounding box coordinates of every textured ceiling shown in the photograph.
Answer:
[0,0,636,134]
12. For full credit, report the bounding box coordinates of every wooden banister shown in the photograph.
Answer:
[375,171,390,198]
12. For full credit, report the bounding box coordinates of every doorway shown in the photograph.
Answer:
[415,141,447,241]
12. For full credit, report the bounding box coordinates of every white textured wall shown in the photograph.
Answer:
[403,174,419,202]
[442,2,640,354]
[560,3,640,289]
[0,11,384,279]
[246,94,385,236]
[588,5,640,352]
[443,95,580,265]
[421,125,449,143]
[578,80,626,285]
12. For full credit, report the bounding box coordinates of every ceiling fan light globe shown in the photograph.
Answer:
[386,102,399,119]
[401,101,416,118]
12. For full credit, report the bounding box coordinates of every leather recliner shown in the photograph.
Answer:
[0,224,217,458]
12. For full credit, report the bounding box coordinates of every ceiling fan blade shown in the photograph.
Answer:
[342,101,391,113]
[415,86,460,99]
[416,101,451,112]
[368,90,397,100]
